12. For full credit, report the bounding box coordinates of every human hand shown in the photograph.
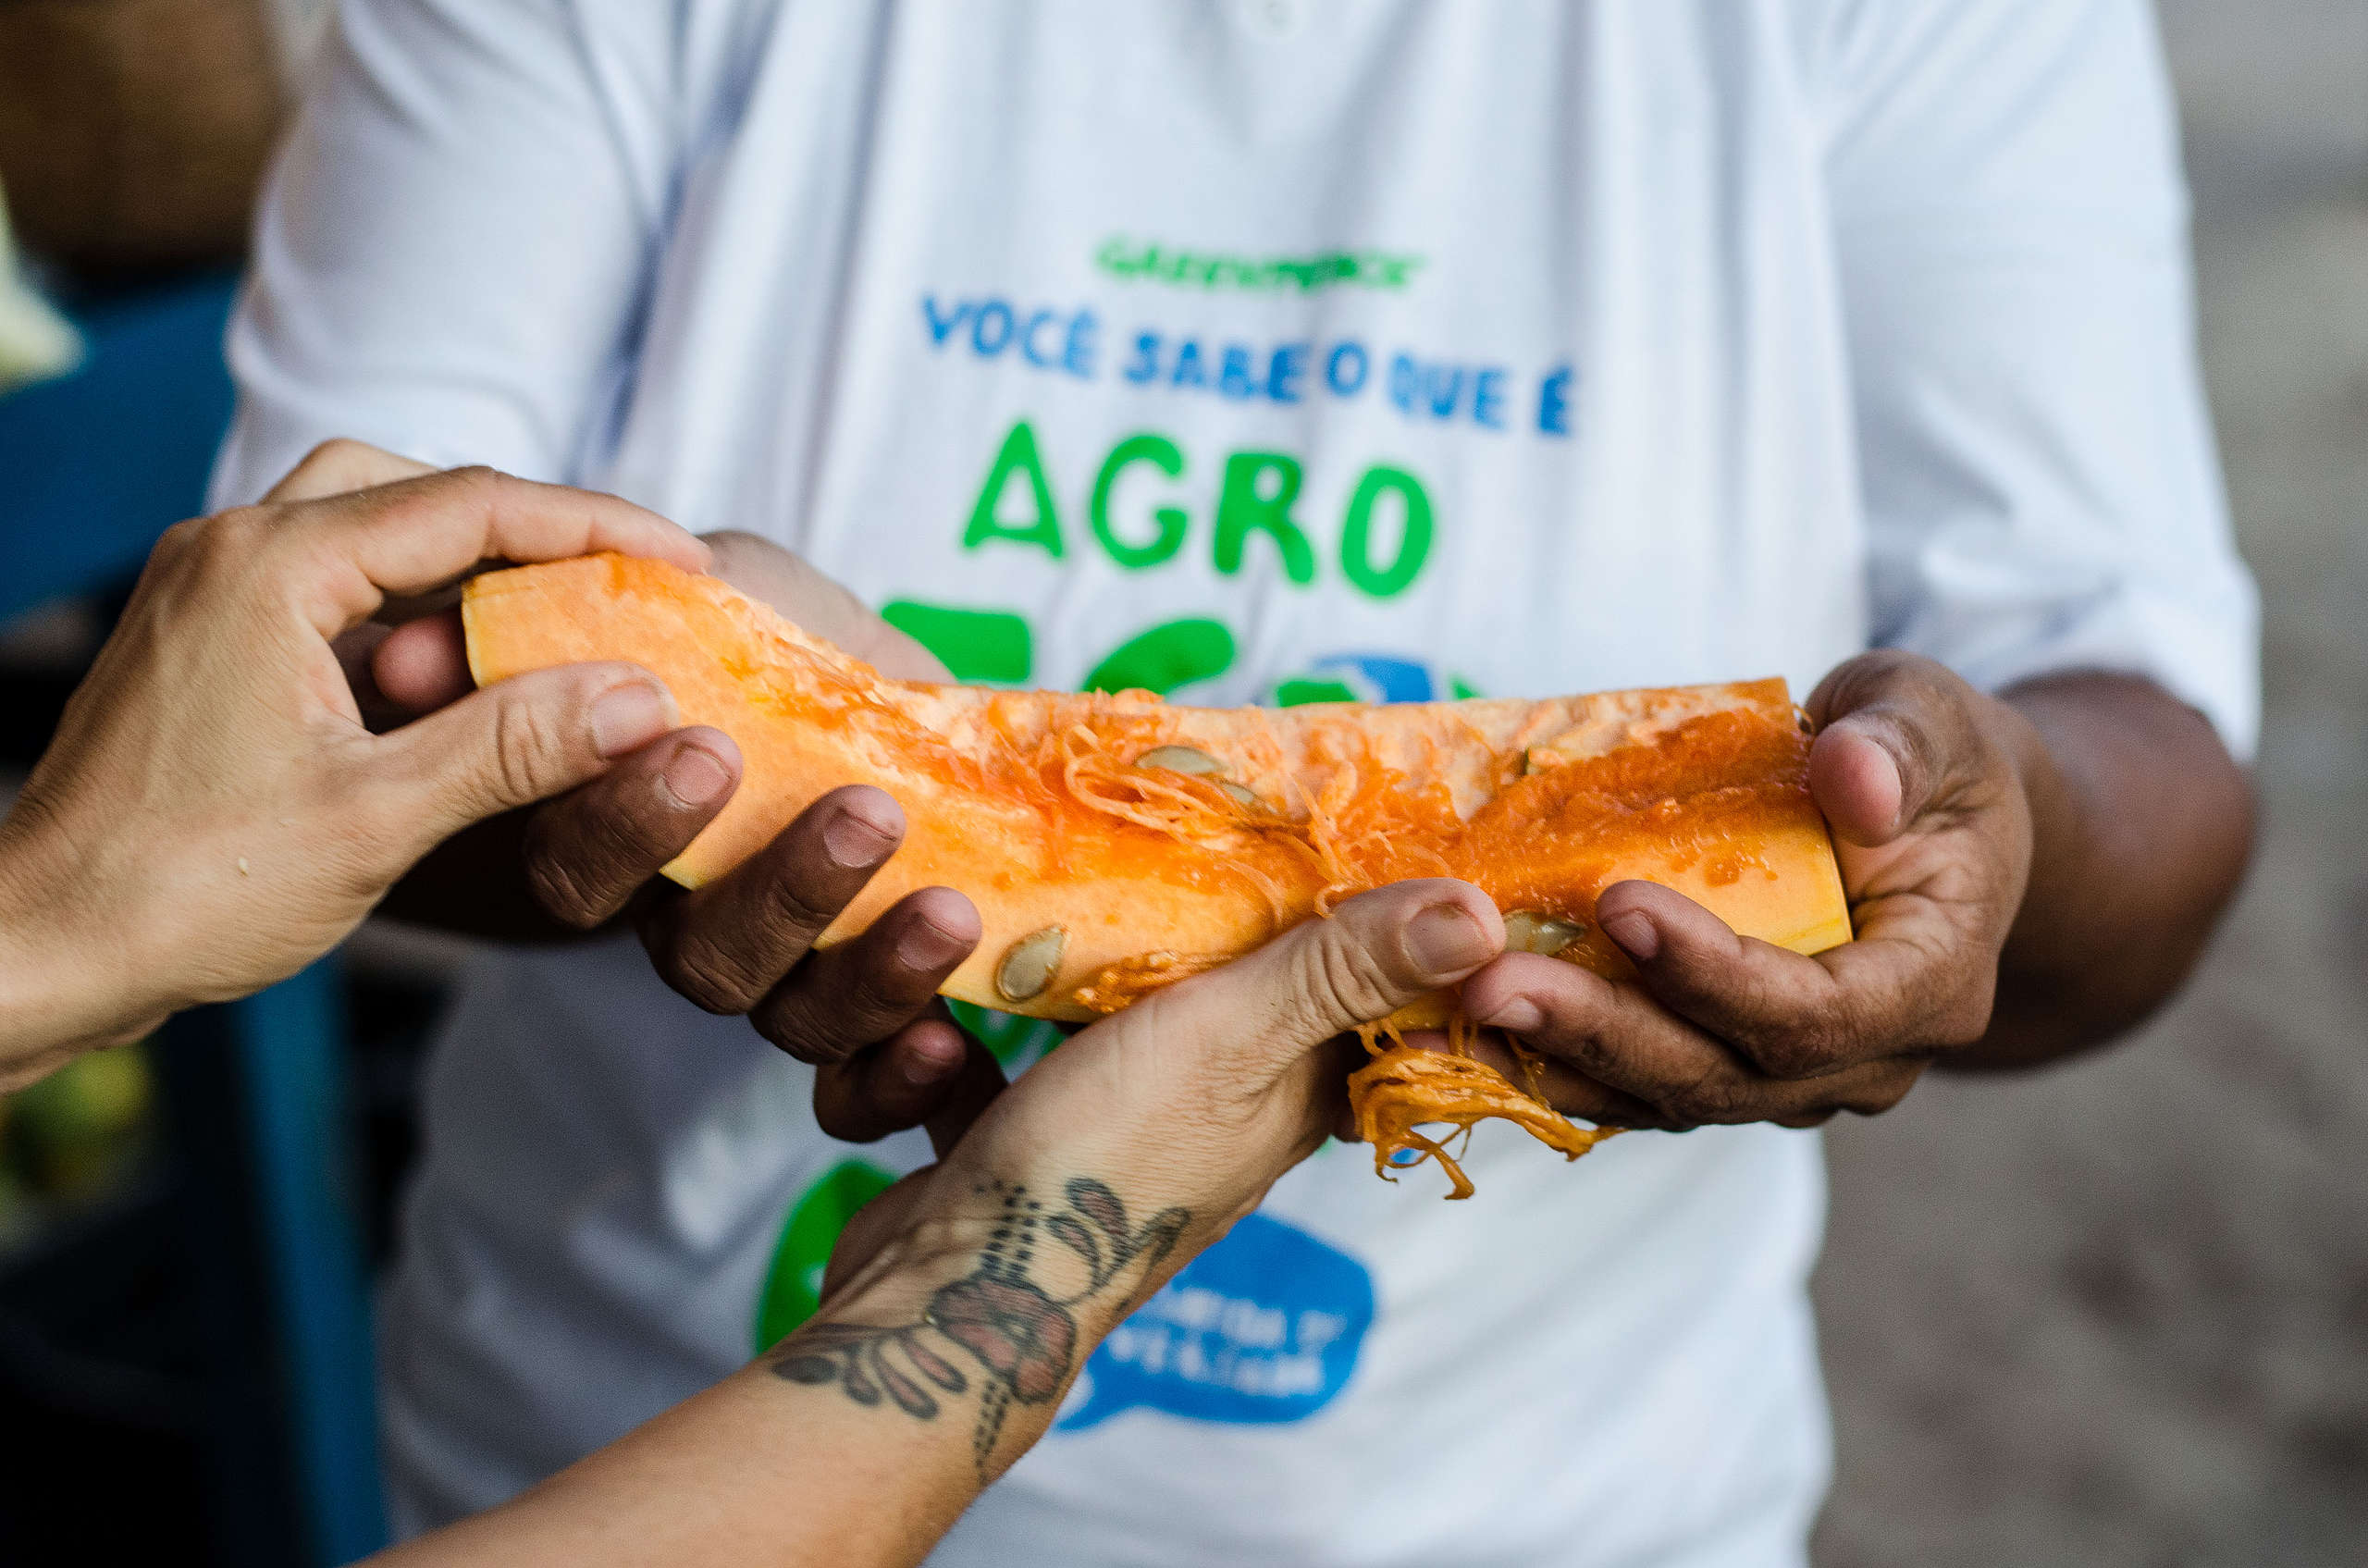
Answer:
[0,451,709,1085]
[1458,650,2036,1130]
[814,880,1505,1328]
[360,525,998,1122]
[365,883,1503,1560]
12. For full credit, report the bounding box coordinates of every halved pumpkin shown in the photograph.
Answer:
[463,555,1853,1194]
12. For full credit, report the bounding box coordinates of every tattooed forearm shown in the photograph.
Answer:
[770,1176,1190,1473]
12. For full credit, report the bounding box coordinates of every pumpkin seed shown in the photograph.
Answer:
[1217,779,1262,809]
[995,925,1067,1003]
[1503,910,1585,957]
[1136,744,1227,777]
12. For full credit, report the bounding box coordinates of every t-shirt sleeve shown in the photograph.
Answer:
[208,0,685,507]
[1816,0,2260,759]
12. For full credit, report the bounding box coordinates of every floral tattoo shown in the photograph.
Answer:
[770,1176,1189,1471]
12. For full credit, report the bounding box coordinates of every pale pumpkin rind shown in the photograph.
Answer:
[462,554,1854,1025]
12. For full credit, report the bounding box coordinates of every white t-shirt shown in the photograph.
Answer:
[213,3,2257,1563]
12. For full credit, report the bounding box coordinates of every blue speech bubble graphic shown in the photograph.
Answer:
[1056,1212,1375,1431]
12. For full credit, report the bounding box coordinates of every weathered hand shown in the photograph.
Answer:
[1460,650,2037,1130]
[364,525,1000,1124]
[0,450,708,1085]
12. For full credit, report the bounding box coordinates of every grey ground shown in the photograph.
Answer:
[1810,4,2368,1563]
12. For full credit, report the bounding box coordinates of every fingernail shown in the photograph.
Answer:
[660,743,733,808]
[897,1032,961,1087]
[1476,997,1545,1034]
[590,681,673,758]
[896,914,972,971]
[822,805,897,868]
[1406,902,1493,979]
[1604,912,1659,962]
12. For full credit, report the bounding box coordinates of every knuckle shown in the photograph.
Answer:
[1914,974,1997,1052]
[653,932,765,1015]
[411,464,503,525]
[751,994,838,1063]
[297,437,368,482]
[523,848,611,930]
[1876,648,1938,692]
[151,513,210,567]
[701,529,771,568]
[757,866,844,942]
[1826,649,1901,707]
[521,795,659,927]
[186,507,269,577]
[1775,1109,1840,1130]
[834,965,927,1038]
[1940,981,1998,1048]
[441,464,511,514]
[1293,924,1403,1035]
[1735,1019,1832,1080]
[753,960,916,1063]
[1847,1065,1925,1117]
[1504,1001,1607,1075]
[490,696,570,806]
[1529,1015,1604,1072]
[1664,1069,1748,1126]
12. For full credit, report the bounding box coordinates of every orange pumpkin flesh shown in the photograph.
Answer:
[463,555,1854,1195]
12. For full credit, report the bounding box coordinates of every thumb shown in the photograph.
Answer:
[1807,722,1910,846]
[1806,652,1983,846]
[370,662,678,860]
[1154,879,1504,1084]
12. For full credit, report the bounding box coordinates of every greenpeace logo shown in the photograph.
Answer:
[1095,237,1424,292]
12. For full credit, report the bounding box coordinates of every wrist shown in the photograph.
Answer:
[822,1183,1153,1335]
[1965,673,2253,1067]
[819,1202,1005,1315]
[0,816,81,1079]
[785,1167,1192,1480]
[0,808,153,1082]
[1983,684,2083,917]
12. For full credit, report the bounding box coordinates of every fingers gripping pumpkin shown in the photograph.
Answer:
[463,555,1854,1196]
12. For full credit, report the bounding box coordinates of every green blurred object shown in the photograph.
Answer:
[749,1157,896,1351]
[880,599,1033,683]
[0,1040,155,1206]
[1274,676,1357,707]
[1082,617,1236,697]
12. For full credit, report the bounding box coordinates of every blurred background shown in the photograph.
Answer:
[0,2,2360,1563]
